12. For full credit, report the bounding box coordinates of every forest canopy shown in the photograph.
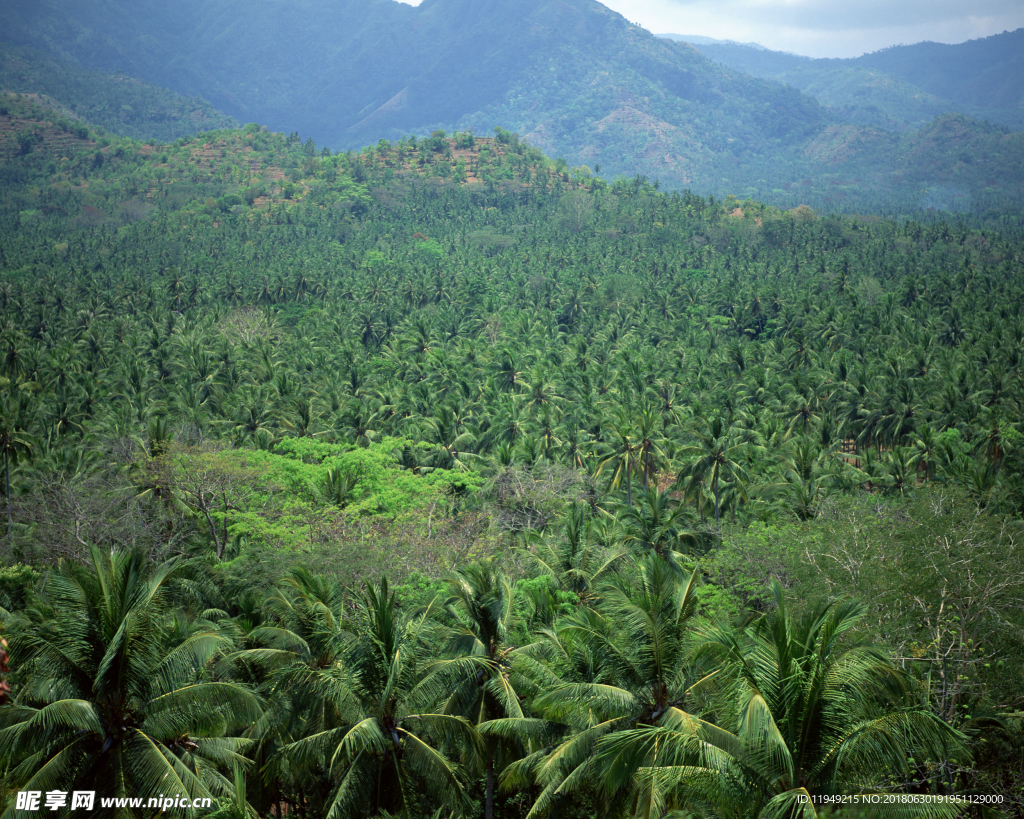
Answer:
[0,100,1023,818]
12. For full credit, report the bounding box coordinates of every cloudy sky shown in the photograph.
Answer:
[398,0,1024,58]
[602,0,1024,57]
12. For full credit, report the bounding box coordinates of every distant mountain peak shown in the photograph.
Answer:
[656,33,771,51]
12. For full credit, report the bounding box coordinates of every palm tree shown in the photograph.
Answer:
[910,423,941,484]
[521,502,626,603]
[880,447,918,496]
[779,383,824,437]
[764,436,858,521]
[0,384,34,554]
[332,398,382,448]
[634,407,668,494]
[278,577,481,819]
[234,569,351,817]
[620,489,700,560]
[422,407,478,471]
[591,583,966,819]
[498,557,702,819]
[429,565,527,819]
[0,547,261,818]
[597,409,641,508]
[676,415,757,530]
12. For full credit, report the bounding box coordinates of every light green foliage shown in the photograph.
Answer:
[178,438,482,558]
[248,436,482,516]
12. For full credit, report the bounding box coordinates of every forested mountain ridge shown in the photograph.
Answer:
[689,28,1024,131]
[5,0,1024,218]
[2,97,1024,816]
[0,42,236,142]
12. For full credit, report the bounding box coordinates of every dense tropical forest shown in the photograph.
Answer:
[1,93,1024,818]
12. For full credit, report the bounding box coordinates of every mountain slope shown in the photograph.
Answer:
[0,0,826,183]
[850,29,1024,112]
[688,29,1024,131]
[3,0,1023,218]
[0,42,235,141]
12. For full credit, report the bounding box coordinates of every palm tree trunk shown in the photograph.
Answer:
[713,472,720,532]
[5,449,10,554]
[486,750,495,819]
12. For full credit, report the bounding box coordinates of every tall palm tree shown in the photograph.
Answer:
[0,384,34,554]
[233,569,351,817]
[634,407,668,494]
[597,409,641,508]
[676,415,757,530]
[620,489,699,560]
[0,547,261,818]
[592,583,966,819]
[764,436,858,521]
[498,557,702,819]
[521,502,626,603]
[429,565,527,819]
[278,577,481,819]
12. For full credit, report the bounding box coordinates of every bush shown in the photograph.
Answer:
[0,564,39,611]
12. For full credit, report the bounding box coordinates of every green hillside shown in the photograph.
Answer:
[851,30,1024,115]
[0,0,827,187]
[5,0,1024,220]
[1,100,1024,818]
[0,42,236,141]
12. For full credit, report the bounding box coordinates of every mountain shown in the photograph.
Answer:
[656,34,768,50]
[0,42,235,141]
[684,29,1024,131]
[2,0,1022,218]
[850,30,1024,114]
[0,0,831,191]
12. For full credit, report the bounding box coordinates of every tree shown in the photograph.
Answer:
[141,443,264,559]
[0,547,261,818]
[430,565,527,819]
[592,582,967,819]
[0,386,33,555]
[0,619,12,706]
[633,407,668,494]
[278,577,481,819]
[620,489,699,560]
[676,415,757,530]
[521,502,626,603]
[236,568,351,817]
[598,410,641,508]
[499,557,701,818]
[764,436,859,521]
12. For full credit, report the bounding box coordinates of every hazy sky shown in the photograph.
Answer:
[396,0,1024,59]
[604,0,1024,57]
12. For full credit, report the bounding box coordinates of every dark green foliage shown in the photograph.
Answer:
[0,43,236,142]
[0,109,1023,817]
[1,547,261,816]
